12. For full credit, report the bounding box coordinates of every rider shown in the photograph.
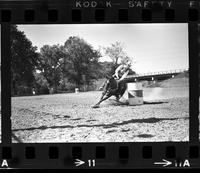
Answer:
[112,62,131,98]
[99,60,131,97]
[113,62,131,82]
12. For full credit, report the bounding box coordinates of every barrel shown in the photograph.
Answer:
[127,82,143,105]
[75,88,79,93]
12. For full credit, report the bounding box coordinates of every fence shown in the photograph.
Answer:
[127,68,188,78]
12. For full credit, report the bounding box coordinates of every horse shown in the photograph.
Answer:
[92,76,127,108]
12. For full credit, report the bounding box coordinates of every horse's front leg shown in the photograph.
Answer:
[92,91,106,108]
[100,90,106,100]
[92,92,112,108]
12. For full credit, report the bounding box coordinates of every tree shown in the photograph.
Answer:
[98,61,114,78]
[34,72,50,95]
[103,41,133,74]
[64,36,101,88]
[11,25,39,96]
[37,45,66,93]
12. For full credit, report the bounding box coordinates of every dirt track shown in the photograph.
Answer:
[11,88,189,143]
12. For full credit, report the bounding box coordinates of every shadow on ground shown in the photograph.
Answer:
[12,117,188,132]
[143,101,168,105]
[108,99,168,106]
[137,134,154,138]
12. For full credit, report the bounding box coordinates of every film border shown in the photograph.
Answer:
[0,0,199,169]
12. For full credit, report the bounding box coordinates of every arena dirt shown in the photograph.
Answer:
[11,89,190,143]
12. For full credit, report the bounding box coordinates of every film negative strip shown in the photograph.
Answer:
[0,0,199,169]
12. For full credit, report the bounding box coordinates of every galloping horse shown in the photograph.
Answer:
[92,76,127,108]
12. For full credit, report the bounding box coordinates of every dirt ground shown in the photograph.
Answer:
[11,87,190,143]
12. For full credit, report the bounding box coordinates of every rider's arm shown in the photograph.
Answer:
[114,64,123,79]
[119,70,129,81]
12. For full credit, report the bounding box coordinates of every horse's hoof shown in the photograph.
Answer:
[92,104,100,108]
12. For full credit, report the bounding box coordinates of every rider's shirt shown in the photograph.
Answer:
[118,69,124,79]
[117,65,129,79]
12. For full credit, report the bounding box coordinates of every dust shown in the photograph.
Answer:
[144,87,164,101]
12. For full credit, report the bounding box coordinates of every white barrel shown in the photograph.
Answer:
[75,88,79,93]
[127,82,143,105]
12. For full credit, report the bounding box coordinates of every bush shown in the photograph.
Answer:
[63,82,77,92]
[16,85,32,96]
[39,86,49,94]
[35,85,49,95]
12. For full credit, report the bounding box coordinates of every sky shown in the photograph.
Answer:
[17,23,189,74]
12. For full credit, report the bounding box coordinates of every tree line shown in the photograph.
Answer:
[11,25,135,96]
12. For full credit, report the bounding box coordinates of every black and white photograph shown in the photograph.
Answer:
[0,25,1,142]
[198,23,200,140]
[11,24,189,142]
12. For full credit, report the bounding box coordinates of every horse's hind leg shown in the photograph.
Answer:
[119,82,127,98]
[120,87,126,99]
